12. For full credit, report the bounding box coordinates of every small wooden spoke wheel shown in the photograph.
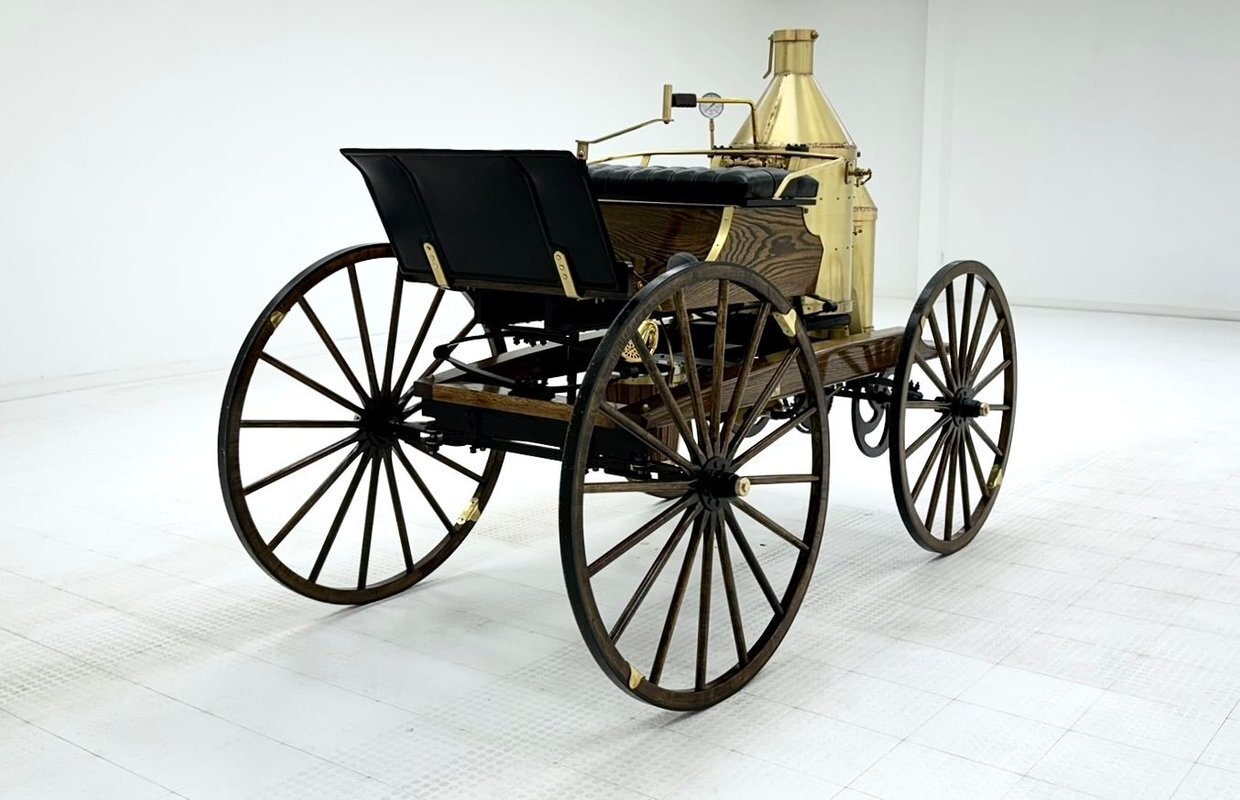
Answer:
[561,261,829,710]
[219,244,504,604]
[889,261,1016,554]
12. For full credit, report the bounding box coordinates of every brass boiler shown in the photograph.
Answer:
[725,29,877,333]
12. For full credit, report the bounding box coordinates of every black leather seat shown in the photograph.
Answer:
[588,164,818,206]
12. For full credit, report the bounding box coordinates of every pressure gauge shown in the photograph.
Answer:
[699,92,724,119]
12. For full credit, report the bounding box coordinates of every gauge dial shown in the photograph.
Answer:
[699,92,724,119]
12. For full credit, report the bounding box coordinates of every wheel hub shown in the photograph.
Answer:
[356,393,406,453]
[695,455,749,511]
[940,391,989,421]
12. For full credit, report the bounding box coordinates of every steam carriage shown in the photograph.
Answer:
[218,29,1017,709]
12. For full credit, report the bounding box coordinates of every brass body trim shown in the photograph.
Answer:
[986,465,1004,494]
[773,308,799,337]
[553,250,581,299]
[456,496,481,526]
[422,242,449,288]
[705,206,736,261]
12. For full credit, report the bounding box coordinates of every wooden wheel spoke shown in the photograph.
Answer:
[913,352,952,398]
[906,415,949,458]
[243,433,358,495]
[381,273,404,395]
[973,359,1012,394]
[728,350,796,459]
[609,505,702,643]
[723,506,782,615]
[965,428,989,495]
[582,480,694,495]
[308,454,371,582]
[709,280,730,452]
[393,443,454,533]
[650,515,705,684]
[600,405,695,473]
[945,282,960,384]
[629,332,707,464]
[964,288,993,372]
[408,317,477,399]
[346,264,381,397]
[696,515,715,691]
[943,434,958,541]
[587,494,698,577]
[240,420,359,428]
[297,298,369,403]
[922,428,956,533]
[382,451,414,571]
[357,457,381,589]
[258,353,364,415]
[715,516,749,666]
[968,419,1004,458]
[957,434,972,530]
[720,303,771,450]
[746,474,819,485]
[958,275,976,386]
[731,406,815,470]
[926,310,957,391]
[393,289,443,396]
[906,400,950,410]
[674,292,713,457]
[732,498,809,551]
[268,446,363,551]
[966,319,1006,386]
[911,424,952,501]
[404,441,485,483]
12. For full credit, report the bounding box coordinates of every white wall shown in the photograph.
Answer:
[0,0,930,388]
[920,0,1240,318]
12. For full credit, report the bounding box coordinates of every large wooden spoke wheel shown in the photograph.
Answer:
[889,261,1017,554]
[219,244,503,604]
[561,261,829,710]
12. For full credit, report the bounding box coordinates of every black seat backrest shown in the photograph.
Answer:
[341,149,627,298]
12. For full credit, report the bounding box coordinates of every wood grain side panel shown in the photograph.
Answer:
[599,203,723,279]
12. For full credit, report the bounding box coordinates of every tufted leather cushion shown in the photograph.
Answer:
[588,165,818,205]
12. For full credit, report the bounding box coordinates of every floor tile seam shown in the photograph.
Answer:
[0,624,414,786]
[9,523,239,584]
[1124,551,1240,576]
[313,598,583,663]
[844,735,1024,794]
[1061,695,1224,766]
[0,704,180,798]
[1103,560,1237,597]
[0,534,278,620]
[1071,583,1214,616]
[5,493,237,551]
[1020,690,1110,791]
[0,567,481,722]
[784,665,958,744]
[1186,694,1240,779]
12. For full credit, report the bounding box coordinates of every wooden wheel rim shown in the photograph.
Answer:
[889,260,1017,554]
[561,261,829,710]
[218,243,504,604]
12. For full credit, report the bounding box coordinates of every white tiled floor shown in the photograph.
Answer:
[2,300,1239,799]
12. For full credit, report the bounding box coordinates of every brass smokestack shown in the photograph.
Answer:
[731,28,878,333]
[731,29,852,150]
